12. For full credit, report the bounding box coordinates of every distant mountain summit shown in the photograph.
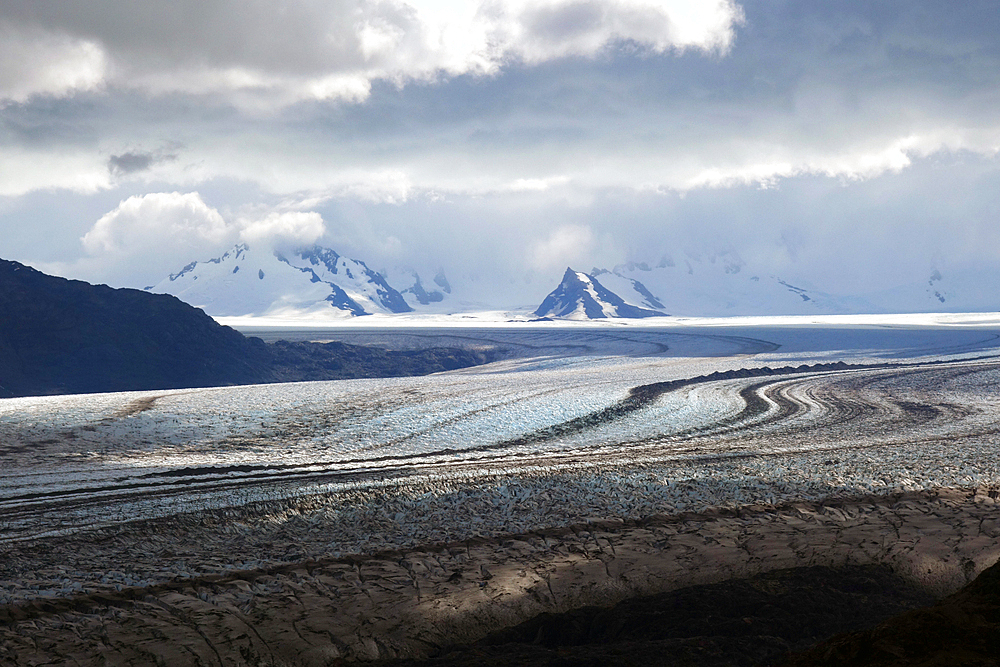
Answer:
[149,244,413,317]
[531,255,875,319]
[534,268,665,319]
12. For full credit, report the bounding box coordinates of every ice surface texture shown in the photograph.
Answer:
[3,324,1000,547]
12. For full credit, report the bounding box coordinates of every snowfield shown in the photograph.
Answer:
[2,318,1000,602]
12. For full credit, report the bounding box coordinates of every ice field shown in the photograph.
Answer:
[3,321,1000,550]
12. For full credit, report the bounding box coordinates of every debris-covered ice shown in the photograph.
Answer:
[2,323,1000,548]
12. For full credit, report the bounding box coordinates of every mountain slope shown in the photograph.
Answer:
[379,267,460,311]
[602,255,1000,316]
[287,246,412,314]
[534,268,665,319]
[0,258,271,396]
[0,259,494,397]
[599,253,872,316]
[147,243,997,320]
[862,266,1000,313]
[149,244,413,318]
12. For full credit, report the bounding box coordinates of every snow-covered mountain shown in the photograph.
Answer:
[548,249,1000,319]
[530,252,873,320]
[533,268,665,319]
[381,267,453,309]
[862,267,1000,313]
[597,252,1000,317]
[148,244,413,318]
[149,242,997,321]
[590,251,871,317]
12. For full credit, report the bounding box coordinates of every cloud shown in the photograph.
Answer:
[69,192,330,287]
[6,0,1000,308]
[107,149,178,177]
[107,152,153,176]
[0,21,105,102]
[82,191,232,255]
[512,0,741,62]
[238,211,326,248]
[8,0,998,203]
[47,191,233,287]
[528,224,595,272]
[503,176,571,192]
[0,148,108,196]
[0,1,743,105]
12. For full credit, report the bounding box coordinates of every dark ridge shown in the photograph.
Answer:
[265,339,496,382]
[0,258,269,397]
[0,259,495,398]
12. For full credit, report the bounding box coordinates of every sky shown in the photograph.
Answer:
[2,0,999,307]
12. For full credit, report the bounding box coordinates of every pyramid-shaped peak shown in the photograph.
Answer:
[534,267,663,320]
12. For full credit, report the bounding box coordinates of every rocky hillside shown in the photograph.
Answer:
[0,259,492,398]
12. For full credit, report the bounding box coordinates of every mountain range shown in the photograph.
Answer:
[148,244,415,318]
[535,252,993,320]
[148,243,994,320]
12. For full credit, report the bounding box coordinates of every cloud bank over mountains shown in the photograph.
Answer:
[67,193,328,288]
[0,0,741,105]
[2,1,1000,310]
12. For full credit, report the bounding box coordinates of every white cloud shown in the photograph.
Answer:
[507,0,742,63]
[503,176,572,192]
[681,129,1000,191]
[83,193,330,258]
[0,1,743,105]
[58,192,233,287]
[82,192,231,255]
[10,1,997,204]
[0,148,108,196]
[238,211,326,248]
[7,0,1000,306]
[0,21,105,102]
[71,192,332,286]
[528,224,595,272]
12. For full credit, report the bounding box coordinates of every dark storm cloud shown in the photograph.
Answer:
[1,1,371,74]
[0,93,103,146]
[0,0,739,105]
[107,152,152,175]
[107,150,177,177]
